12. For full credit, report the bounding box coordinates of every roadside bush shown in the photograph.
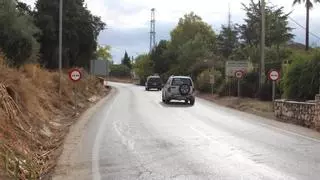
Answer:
[196,69,223,93]
[0,0,40,66]
[240,71,259,98]
[110,64,131,77]
[217,78,237,97]
[282,50,320,100]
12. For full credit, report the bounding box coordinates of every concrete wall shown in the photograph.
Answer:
[274,96,320,129]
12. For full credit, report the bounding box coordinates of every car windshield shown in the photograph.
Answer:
[172,78,192,86]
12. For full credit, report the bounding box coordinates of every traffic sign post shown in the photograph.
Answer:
[69,68,82,115]
[235,70,244,97]
[209,74,215,95]
[268,69,280,101]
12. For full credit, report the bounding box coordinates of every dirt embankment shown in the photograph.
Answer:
[0,52,109,179]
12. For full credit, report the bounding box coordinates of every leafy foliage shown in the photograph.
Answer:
[150,40,170,74]
[110,64,131,77]
[282,50,320,100]
[217,25,239,59]
[239,0,294,47]
[0,0,40,66]
[34,0,105,69]
[95,45,112,61]
[121,51,132,69]
[134,54,153,85]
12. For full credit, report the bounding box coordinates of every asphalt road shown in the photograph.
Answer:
[54,82,320,180]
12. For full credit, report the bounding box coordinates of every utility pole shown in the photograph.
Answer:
[228,3,231,28]
[59,0,63,95]
[260,0,266,88]
[149,8,156,53]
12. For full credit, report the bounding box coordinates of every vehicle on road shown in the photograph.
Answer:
[162,75,195,105]
[145,75,162,91]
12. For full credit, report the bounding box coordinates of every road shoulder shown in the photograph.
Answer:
[52,88,116,180]
[197,96,320,141]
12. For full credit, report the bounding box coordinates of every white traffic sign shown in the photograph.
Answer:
[235,70,244,79]
[268,70,280,81]
[225,61,249,77]
[209,74,215,84]
[69,69,82,82]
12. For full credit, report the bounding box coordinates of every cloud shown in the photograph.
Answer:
[17,0,320,63]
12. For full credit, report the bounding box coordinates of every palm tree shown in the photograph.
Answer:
[293,0,320,51]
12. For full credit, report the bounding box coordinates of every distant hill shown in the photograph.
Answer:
[286,40,306,50]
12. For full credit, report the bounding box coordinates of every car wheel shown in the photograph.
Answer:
[145,87,149,91]
[189,98,195,105]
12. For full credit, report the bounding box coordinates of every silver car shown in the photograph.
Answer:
[162,76,195,105]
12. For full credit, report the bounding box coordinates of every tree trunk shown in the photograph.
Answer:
[305,4,310,51]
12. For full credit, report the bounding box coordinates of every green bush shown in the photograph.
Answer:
[196,69,223,93]
[110,64,131,77]
[240,72,259,98]
[217,78,237,96]
[282,50,320,100]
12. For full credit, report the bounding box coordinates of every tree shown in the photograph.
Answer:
[217,25,239,59]
[168,12,217,77]
[239,0,294,48]
[283,50,320,100]
[0,0,40,66]
[170,12,216,51]
[16,1,33,16]
[95,45,112,61]
[121,51,132,69]
[134,54,153,84]
[34,0,105,69]
[150,40,170,74]
[293,0,320,51]
[110,64,131,77]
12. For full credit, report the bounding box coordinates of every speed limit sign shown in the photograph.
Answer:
[235,70,244,79]
[69,68,82,82]
[268,70,280,81]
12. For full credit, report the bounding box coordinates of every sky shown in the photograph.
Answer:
[22,0,320,63]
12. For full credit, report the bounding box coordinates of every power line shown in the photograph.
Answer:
[267,0,320,41]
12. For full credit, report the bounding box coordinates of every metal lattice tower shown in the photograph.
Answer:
[149,8,156,53]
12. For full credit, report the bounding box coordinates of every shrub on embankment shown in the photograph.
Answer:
[282,50,320,101]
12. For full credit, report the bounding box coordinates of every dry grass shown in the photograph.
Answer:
[198,93,275,119]
[0,51,109,179]
[108,76,133,84]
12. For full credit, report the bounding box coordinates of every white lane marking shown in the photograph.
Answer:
[257,123,320,143]
[194,100,320,143]
[92,96,118,180]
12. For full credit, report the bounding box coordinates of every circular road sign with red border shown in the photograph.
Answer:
[235,70,244,79]
[268,69,280,81]
[69,68,82,82]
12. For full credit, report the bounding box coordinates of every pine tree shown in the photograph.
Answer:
[121,51,132,69]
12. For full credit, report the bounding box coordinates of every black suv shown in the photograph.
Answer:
[145,76,162,91]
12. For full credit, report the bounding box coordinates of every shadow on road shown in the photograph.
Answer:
[159,101,192,108]
[145,89,161,92]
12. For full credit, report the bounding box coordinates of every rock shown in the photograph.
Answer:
[88,95,99,103]
[40,125,53,137]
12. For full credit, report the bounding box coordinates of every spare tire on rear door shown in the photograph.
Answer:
[179,84,190,95]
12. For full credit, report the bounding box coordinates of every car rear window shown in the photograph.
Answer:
[148,78,161,83]
[171,78,192,86]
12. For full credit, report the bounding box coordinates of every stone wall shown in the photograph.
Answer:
[274,99,318,128]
